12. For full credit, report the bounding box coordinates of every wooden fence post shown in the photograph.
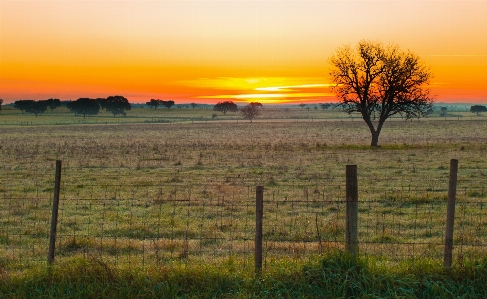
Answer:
[255,186,264,274]
[48,160,62,264]
[444,159,458,268]
[346,165,358,255]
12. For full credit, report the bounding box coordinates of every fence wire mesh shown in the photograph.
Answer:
[1,163,486,269]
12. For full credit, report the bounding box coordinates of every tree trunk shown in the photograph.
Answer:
[363,113,385,146]
[370,130,380,146]
[370,120,385,146]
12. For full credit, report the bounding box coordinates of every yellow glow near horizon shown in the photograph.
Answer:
[183,77,335,103]
[197,92,333,99]
[255,84,335,92]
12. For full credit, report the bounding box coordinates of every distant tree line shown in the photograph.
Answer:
[13,99,61,116]
[67,96,132,117]
[11,96,132,118]
[146,99,175,110]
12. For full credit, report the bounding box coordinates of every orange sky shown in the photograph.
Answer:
[1,0,486,104]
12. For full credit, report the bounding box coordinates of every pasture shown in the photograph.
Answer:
[1,106,487,274]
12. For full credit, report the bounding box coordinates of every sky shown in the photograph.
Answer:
[1,0,486,104]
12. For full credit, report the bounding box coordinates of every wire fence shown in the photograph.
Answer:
[1,162,486,270]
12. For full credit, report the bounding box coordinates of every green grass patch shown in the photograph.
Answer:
[1,252,487,298]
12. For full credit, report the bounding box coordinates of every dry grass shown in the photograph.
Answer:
[1,109,486,271]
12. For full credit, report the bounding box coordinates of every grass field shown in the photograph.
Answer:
[1,106,487,297]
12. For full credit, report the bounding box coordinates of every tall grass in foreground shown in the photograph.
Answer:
[1,252,486,298]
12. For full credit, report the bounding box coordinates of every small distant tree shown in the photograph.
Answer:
[13,100,35,113]
[146,99,162,110]
[213,101,238,115]
[320,103,331,110]
[191,103,198,109]
[46,98,61,111]
[67,98,100,118]
[425,107,434,117]
[100,95,131,117]
[161,100,175,109]
[0,99,3,111]
[470,105,487,115]
[240,103,262,122]
[298,103,306,109]
[211,113,218,119]
[440,107,448,117]
[25,100,49,117]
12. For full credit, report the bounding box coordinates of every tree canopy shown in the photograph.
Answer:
[146,99,162,110]
[161,100,175,109]
[100,96,131,117]
[329,40,433,146]
[213,101,238,115]
[0,99,3,111]
[24,100,49,117]
[146,99,175,110]
[13,99,61,116]
[470,105,487,115]
[240,103,262,122]
[46,98,61,111]
[14,100,35,113]
[67,98,100,118]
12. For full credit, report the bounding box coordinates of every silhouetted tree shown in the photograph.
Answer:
[67,98,100,118]
[25,100,49,117]
[161,100,175,109]
[0,99,3,111]
[298,103,306,109]
[250,102,263,108]
[13,100,35,113]
[213,101,238,115]
[146,99,162,110]
[440,107,448,117]
[329,40,433,146]
[46,98,61,111]
[240,103,262,122]
[100,96,131,117]
[470,105,487,115]
[191,103,198,109]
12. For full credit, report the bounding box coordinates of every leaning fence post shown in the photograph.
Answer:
[255,186,264,274]
[48,160,62,264]
[346,165,358,255]
[444,159,458,268]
